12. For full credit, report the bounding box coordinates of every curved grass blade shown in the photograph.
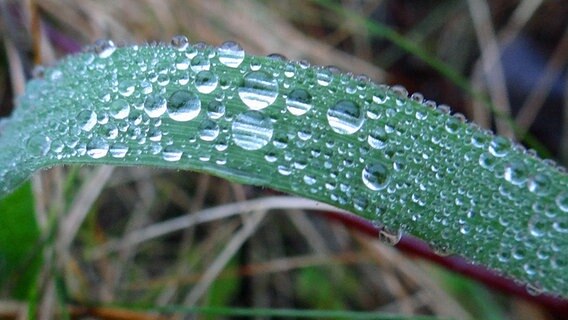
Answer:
[0,38,566,297]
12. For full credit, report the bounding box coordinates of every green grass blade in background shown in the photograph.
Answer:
[0,183,41,299]
[0,39,566,298]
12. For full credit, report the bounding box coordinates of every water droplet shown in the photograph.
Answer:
[316,68,333,86]
[303,175,317,185]
[171,35,189,50]
[528,214,547,238]
[238,71,279,110]
[109,143,128,158]
[144,94,167,118]
[379,228,402,246]
[94,39,116,58]
[527,173,551,196]
[489,136,511,157]
[555,192,568,212]
[327,100,364,135]
[362,162,390,191]
[207,101,225,119]
[27,135,51,156]
[77,110,97,131]
[198,119,220,141]
[367,127,388,149]
[286,88,312,116]
[190,55,210,72]
[231,111,273,150]
[109,99,130,120]
[168,90,201,121]
[118,80,136,97]
[217,41,245,68]
[162,146,183,162]
[194,70,219,94]
[504,161,528,186]
[86,137,109,159]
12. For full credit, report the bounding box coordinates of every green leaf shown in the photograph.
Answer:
[0,38,566,297]
[0,183,41,298]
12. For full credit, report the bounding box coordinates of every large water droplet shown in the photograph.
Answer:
[194,70,218,94]
[86,137,109,159]
[231,111,273,150]
[109,99,130,120]
[144,94,167,118]
[286,88,312,116]
[77,110,97,132]
[238,71,279,110]
[327,100,364,135]
[168,90,201,121]
[218,41,245,68]
[362,162,390,191]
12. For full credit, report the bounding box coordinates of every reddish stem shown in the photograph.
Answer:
[321,210,568,316]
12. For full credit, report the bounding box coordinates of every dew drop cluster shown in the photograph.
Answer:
[0,35,566,297]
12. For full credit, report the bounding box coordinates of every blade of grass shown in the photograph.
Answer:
[0,39,566,298]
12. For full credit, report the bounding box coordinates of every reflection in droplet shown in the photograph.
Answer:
[238,71,279,110]
[218,41,245,68]
[168,90,201,121]
[231,111,273,150]
[286,88,312,116]
[327,100,364,135]
[362,162,390,191]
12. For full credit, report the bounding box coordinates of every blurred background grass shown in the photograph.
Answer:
[0,0,566,319]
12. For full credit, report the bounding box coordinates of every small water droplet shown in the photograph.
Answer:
[316,68,333,86]
[144,94,167,118]
[527,173,551,195]
[286,88,312,116]
[86,137,109,159]
[198,119,220,141]
[207,101,225,119]
[362,162,390,191]
[489,136,511,157]
[190,55,210,72]
[379,228,402,246]
[504,161,528,186]
[231,111,273,150]
[171,35,189,50]
[27,135,51,156]
[238,71,279,110]
[194,70,218,94]
[77,110,97,131]
[327,100,364,135]
[218,41,245,68]
[555,192,568,212]
[168,90,201,121]
[162,146,183,162]
[367,127,388,149]
[94,39,116,58]
[118,80,136,97]
[109,143,128,158]
[109,99,130,120]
